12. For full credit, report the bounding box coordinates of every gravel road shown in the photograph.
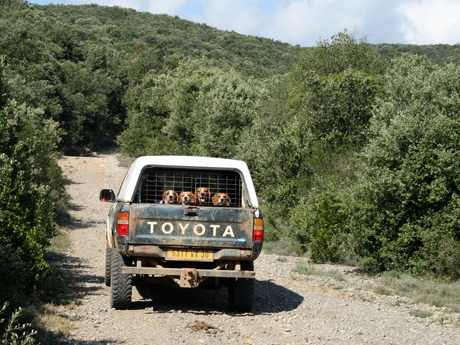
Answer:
[58,153,460,345]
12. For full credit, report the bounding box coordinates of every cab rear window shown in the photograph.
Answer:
[135,168,243,207]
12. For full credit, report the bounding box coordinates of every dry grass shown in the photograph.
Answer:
[116,153,136,168]
[378,272,460,312]
[20,226,78,344]
[293,260,346,282]
[48,228,71,255]
[263,237,304,257]
[291,256,460,316]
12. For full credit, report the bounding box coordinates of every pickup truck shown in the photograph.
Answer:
[100,155,264,312]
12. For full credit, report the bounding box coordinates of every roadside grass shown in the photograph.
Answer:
[18,227,77,344]
[48,226,71,256]
[293,261,346,282]
[263,237,304,257]
[378,272,460,313]
[117,153,136,168]
[409,309,433,318]
[291,256,460,315]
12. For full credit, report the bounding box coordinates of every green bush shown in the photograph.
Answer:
[291,193,349,263]
[348,55,460,277]
[0,103,58,303]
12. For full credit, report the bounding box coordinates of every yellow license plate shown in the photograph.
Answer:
[166,249,214,262]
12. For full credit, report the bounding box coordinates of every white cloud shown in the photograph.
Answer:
[145,0,188,15]
[174,0,404,46]
[267,0,365,45]
[398,0,460,44]
[187,0,265,33]
[172,0,370,46]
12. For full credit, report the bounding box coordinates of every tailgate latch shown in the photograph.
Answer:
[184,206,200,217]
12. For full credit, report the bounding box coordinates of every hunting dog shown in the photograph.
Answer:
[195,187,211,205]
[178,191,196,205]
[212,193,231,206]
[161,190,178,204]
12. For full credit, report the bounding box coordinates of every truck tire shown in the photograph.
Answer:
[105,246,113,287]
[228,261,255,312]
[110,250,132,310]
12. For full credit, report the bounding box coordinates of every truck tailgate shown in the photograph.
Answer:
[129,204,253,248]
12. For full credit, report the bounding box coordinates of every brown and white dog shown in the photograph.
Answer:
[195,187,211,204]
[212,193,231,206]
[178,191,196,205]
[161,190,178,204]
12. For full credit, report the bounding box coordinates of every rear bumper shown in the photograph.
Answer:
[122,266,255,279]
[123,265,255,288]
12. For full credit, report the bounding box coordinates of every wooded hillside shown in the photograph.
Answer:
[1,0,460,309]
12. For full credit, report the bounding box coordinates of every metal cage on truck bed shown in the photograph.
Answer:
[136,167,243,207]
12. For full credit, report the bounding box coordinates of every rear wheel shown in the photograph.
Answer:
[228,261,255,312]
[104,246,113,287]
[110,250,132,310]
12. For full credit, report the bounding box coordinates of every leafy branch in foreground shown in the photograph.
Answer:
[0,303,37,345]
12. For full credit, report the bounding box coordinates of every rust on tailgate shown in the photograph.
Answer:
[129,204,253,248]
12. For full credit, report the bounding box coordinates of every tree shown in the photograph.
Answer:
[0,62,60,303]
[348,55,460,278]
[0,0,28,15]
[238,32,384,241]
[288,31,384,148]
[120,59,268,158]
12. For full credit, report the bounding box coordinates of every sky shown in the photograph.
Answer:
[30,0,460,47]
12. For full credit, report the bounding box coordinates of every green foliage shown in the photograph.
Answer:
[0,0,29,15]
[0,110,57,302]
[376,43,460,65]
[120,59,268,158]
[38,4,301,78]
[299,31,384,76]
[0,303,37,345]
[348,55,460,277]
[288,31,384,148]
[240,32,383,241]
[291,193,349,263]
[0,61,61,303]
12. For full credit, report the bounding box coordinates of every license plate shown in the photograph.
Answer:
[166,249,214,262]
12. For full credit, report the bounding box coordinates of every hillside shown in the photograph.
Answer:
[37,4,302,78]
[376,43,460,65]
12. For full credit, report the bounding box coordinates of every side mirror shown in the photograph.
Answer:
[100,189,116,202]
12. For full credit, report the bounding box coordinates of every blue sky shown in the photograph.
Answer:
[30,0,460,47]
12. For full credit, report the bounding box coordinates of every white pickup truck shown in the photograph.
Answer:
[100,156,264,311]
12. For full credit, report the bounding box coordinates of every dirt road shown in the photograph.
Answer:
[58,153,460,344]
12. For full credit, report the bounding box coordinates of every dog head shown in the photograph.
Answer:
[162,190,178,204]
[212,193,231,206]
[195,187,211,204]
[178,191,196,205]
